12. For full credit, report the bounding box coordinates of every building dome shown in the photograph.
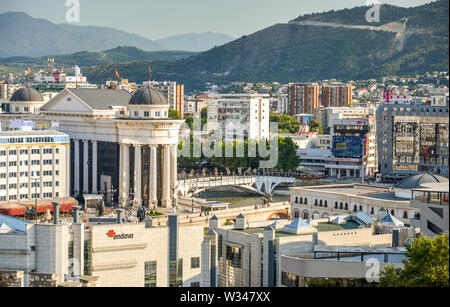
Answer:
[10,87,43,102]
[395,173,449,190]
[129,88,167,106]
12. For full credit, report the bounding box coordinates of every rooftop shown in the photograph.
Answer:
[290,184,408,203]
[238,221,361,237]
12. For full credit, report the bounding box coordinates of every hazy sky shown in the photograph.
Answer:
[0,0,432,40]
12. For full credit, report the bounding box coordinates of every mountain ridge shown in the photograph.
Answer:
[83,0,448,91]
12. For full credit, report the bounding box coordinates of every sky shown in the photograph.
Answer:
[0,0,433,40]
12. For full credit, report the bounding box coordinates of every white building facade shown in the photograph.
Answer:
[207,94,270,141]
[0,129,70,203]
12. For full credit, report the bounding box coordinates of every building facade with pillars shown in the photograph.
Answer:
[13,88,185,208]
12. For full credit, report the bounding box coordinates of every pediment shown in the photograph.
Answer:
[40,89,93,114]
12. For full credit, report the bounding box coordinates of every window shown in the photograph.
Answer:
[281,272,300,287]
[190,282,200,287]
[9,150,16,155]
[31,149,40,155]
[226,246,242,268]
[191,257,200,269]
[0,162,5,167]
[144,261,157,287]
[169,259,183,287]
[9,161,17,167]
[134,111,139,117]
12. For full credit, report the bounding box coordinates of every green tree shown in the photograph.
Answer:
[379,234,449,287]
[276,137,300,171]
[270,113,300,133]
[168,109,182,119]
[309,119,323,134]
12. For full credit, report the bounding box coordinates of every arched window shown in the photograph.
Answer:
[403,211,408,219]
[295,196,298,204]
[319,200,323,207]
[299,197,303,204]
[324,201,328,208]
[370,207,374,215]
[359,205,363,212]
[294,211,299,219]
[335,202,338,209]
[304,198,308,205]
[353,205,357,212]
[391,210,395,216]
[314,199,318,206]
[345,203,348,210]
[340,202,343,210]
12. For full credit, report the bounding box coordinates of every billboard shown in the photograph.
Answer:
[332,136,365,159]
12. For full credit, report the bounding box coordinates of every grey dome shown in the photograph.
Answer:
[10,87,43,102]
[395,173,448,190]
[129,88,167,106]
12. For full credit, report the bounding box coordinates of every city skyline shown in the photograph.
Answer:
[0,0,433,40]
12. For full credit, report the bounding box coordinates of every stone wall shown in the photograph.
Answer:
[29,272,58,287]
[0,270,24,287]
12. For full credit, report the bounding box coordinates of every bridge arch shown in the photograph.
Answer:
[267,210,290,221]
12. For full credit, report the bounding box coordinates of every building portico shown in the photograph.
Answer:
[2,87,185,208]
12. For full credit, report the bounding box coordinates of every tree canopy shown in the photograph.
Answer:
[270,113,300,133]
[379,234,449,287]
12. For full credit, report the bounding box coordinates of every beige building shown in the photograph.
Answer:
[208,212,395,287]
[0,212,212,287]
[1,87,185,209]
[290,184,417,223]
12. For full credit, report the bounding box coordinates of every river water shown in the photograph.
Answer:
[194,189,290,209]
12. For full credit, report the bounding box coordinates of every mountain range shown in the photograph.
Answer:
[0,12,233,57]
[1,1,448,92]
[0,46,197,74]
[82,0,448,91]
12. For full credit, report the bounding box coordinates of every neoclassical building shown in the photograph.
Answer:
[1,87,184,208]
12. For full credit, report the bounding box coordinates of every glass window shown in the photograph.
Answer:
[144,261,157,287]
[226,246,242,268]
[191,257,200,269]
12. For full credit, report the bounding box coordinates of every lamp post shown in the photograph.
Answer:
[31,177,40,223]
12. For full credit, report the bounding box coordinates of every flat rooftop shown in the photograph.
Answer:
[291,184,408,203]
[238,221,361,237]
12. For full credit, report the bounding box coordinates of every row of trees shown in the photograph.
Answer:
[178,136,300,172]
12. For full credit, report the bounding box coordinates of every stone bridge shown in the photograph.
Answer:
[176,175,296,198]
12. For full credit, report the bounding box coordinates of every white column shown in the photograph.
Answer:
[83,140,89,194]
[149,146,157,205]
[134,145,142,205]
[119,144,124,204]
[92,141,98,194]
[121,144,130,204]
[170,144,177,199]
[162,145,171,207]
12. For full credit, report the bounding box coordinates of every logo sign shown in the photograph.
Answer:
[9,119,60,129]
[106,230,134,240]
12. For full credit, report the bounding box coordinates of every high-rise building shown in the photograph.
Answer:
[322,83,353,107]
[144,81,185,118]
[207,94,270,141]
[287,83,320,116]
[326,117,378,179]
[0,128,71,204]
[376,100,449,181]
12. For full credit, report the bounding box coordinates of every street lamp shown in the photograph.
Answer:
[31,177,40,223]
